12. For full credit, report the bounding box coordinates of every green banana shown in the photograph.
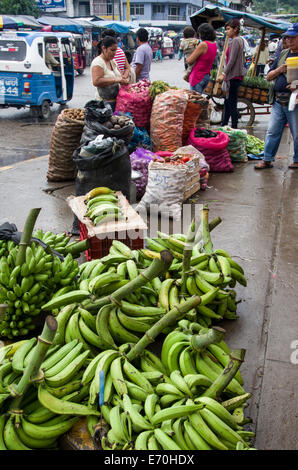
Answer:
[199,408,245,446]
[110,356,128,397]
[38,385,100,417]
[95,305,118,350]
[44,342,83,378]
[21,416,79,441]
[11,337,37,373]
[154,428,181,451]
[122,394,153,432]
[183,420,212,450]
[41,291,91,311]
[4,417,32,450]
[45,350,90,388]
[151,404,203,426]
[108,308,140,344]
[122,359,153,394]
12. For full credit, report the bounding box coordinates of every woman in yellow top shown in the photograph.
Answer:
[91,36,129,111]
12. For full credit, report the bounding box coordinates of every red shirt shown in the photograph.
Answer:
[114,47,126,72]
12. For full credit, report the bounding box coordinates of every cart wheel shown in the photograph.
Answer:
[237,98,255,127]
[38,100,51,120]
[210,96,224,125]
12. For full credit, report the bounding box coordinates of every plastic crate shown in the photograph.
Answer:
[79,220,144,261]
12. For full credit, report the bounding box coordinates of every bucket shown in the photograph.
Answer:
[286,57,298,84]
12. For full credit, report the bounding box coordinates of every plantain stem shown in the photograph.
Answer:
[202,349,246,400]
[181,219,200,295]
[126,295,202,362]
[9,315,58,421]
[201,205,213,254]
[84,251,173,312]
[15,208,41,266]
[190,326,226,352]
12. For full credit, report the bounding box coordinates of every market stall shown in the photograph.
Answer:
[190,5,291,127]
[0,61,269,451]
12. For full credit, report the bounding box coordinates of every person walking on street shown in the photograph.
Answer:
[154,37,163,62]
[254,24,298,170]
[217,19,246,129]
[131,28,153,81]
[186,23,217,93]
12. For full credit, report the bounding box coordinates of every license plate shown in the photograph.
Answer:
[0,77,18,96]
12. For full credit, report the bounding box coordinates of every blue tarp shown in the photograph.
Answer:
[190,4,291,33]
[37,16,85,34]
[90,21,134,34]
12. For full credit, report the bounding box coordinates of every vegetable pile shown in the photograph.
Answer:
[102,114,132,130]
[245,134,265,156]
[0,206,256,451]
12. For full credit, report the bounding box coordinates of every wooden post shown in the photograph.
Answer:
[252,28,265,77]
[213,34,229,96]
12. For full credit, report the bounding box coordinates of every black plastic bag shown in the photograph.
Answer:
[73,137,131,201]
[84,100,113,124]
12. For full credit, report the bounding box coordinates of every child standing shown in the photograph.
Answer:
[178,26,199,81]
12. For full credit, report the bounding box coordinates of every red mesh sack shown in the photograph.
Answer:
[115,80,152,129]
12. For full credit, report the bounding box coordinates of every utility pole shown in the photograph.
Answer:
[127,0,130,21]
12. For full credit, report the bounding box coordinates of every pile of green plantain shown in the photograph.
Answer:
[0,221,88,339]
[0,205,256,451]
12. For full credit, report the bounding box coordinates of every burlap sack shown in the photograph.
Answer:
[47,108,85,182]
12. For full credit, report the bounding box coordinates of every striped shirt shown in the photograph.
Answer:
[114,47,126,72]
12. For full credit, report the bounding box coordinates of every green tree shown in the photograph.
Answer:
[0,0,42,17]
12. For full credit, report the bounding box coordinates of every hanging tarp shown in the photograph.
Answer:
[90,20,138,34]
[0,15,41,30]
[0,15,23,30]
[37,16,85,34]
[190,4,291,33]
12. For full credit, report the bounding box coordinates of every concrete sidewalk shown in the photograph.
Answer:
[0,133,297,450]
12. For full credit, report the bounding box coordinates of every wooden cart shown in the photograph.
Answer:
[204,79,271,127]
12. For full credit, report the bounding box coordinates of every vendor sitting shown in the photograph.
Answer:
[45,45,60,71]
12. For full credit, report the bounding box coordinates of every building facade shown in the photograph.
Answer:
[122,1,208,26]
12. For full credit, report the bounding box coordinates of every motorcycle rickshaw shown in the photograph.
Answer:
[70,33,87,75]
[0,31,75,119]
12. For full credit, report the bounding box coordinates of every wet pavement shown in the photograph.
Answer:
[0,59,297,450]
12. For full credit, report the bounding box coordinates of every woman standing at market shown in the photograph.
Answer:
[186,23,217,94]
[217,19,246,129]
[91,36,129,112]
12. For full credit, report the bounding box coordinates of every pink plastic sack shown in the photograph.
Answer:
[198,147,234,173]
[116,80,152,129]
[187,128,230,151]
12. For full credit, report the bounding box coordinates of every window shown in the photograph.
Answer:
[38,43,43,58]
[0,40,26,61]
[153,4,165,13]
[168,5,180,16]
[130,3,144,16]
